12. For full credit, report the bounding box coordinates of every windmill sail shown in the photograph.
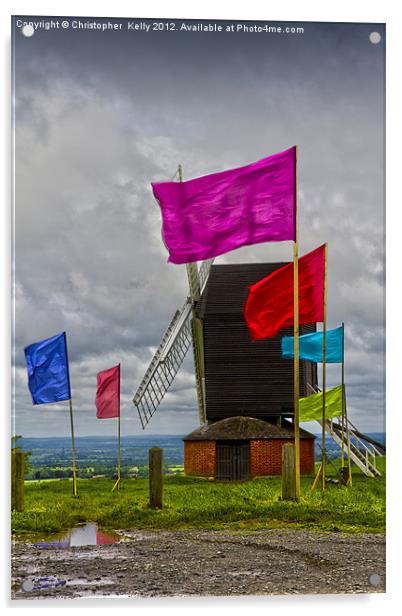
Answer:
[199,259,214,291]
[185,259,214,425]
[133,299,193,429]
[133,259,214,429]
[186,263,201,300]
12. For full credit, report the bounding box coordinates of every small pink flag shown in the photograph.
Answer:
[95,364,120,419]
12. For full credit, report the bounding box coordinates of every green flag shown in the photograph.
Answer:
[299,385,344,422]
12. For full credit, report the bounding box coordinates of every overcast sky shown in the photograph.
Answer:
[12,16,385,437]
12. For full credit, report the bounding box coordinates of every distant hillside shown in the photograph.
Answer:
[18,433,385,468]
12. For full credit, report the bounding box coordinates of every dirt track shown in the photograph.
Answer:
[11,528,385,599]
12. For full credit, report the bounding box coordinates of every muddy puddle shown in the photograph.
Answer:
[19,522,119,549]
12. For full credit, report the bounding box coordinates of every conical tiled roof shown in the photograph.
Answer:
[183,416,315,441]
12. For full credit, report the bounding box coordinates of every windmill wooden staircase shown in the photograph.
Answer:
[308,384,384,477]
[318,417,383,477]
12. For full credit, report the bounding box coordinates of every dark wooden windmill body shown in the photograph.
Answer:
[195,262,318,424]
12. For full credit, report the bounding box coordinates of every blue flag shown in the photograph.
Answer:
[281,326,344,363]
[24,332,71,404]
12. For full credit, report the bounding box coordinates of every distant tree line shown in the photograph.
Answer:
[25,464,184,480]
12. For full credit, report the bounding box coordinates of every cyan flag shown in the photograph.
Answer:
[281,326,343,363]
[24,332,71,404]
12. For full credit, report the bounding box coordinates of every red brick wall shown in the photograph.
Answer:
[300,439,315,475]
[184,438,314,478]
[250,438,315,477]
[184,441,216,478]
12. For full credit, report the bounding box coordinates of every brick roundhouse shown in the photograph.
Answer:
[183,416,315,480]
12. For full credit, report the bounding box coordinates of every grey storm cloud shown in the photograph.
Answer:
[12,18,385,436]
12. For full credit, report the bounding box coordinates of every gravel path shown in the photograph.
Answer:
[11,529,385,599]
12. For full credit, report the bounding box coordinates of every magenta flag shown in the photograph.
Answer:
[152,146,296,264]
[95,364,120,419]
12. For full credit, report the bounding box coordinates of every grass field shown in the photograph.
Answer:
[12,458,385,536]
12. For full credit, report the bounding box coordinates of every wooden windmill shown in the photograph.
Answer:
[132,152,384,481]
[132,257,320,481]
[132,257,383,480]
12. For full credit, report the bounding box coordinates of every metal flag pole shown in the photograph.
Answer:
[341,321,345,467]
[293,145,300,501]
[68,398,78,497]
[321,242,328,491]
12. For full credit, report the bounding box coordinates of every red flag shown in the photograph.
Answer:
[244,244,325,340]
[95,364,120,419]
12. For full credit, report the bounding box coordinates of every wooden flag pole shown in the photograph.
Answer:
[179,164,197,297]
[178,165,195,295]
[344,385,353,487]
[118,412,121,488]
[321,243,328,491]
[293,145,300,502]
[341,321,345,467]
[341,325,353,486]
[310,463,322,491]
[69,398,78,497]
[112,364,121,492]
[112,414,121,492]
[63,335,77,497]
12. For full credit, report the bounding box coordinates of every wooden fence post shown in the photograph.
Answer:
[12,450,25,512]
[340,465,351,486]
[281,443,297,501]
[149,447,163,509]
